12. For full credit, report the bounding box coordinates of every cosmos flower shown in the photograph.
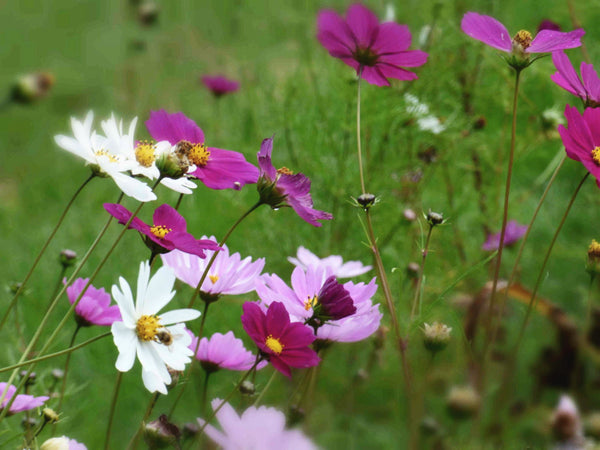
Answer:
[40,436,87,450]
[257,137,332,227]
[54,112,156,202]
[161,239,264,302]
[482,220,528,251]
[65,278,121,327]
[241,302,320,377]
[0,382,48,415]
[288,246,371,278]
[145,110,259,190]
[317,3,428,86]
[111,261,201,394]
[188,330,265,372]
[558,105,600,187]
[104,203,221,258]
[551,51,600,107]
[461,12,584,69]
[201,75,240,97]
[198,399,317,450]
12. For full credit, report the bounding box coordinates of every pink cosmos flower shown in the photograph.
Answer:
[558,106,600,187]
[104,203,220,258]
[188,330,265,372]
[482,220,528,251]
[145,110,259,190]
[201,75,240,97]
[551,51,600,107]
[461,12,584,69]
[0,382,48,415]
[241,302,320,378]
[198,399,316,450]
[317,3,428,86]
[257,137,332,227]
[161,238,264,302]
[65,278,121,327]
[288,246,372,278]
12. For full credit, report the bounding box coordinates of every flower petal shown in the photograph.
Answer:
[461,12,512,52]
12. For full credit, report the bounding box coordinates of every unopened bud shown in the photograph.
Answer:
[138,2,159,26]
[406,262,420,279]
[551,395,583,444]
[426,210,444,226]
[51,369,64,380]
[423,322,452,354]
[356,193,377,209]
[19,371,36,387]
[12,72,54,104]
[287,405,305,426]
[42,408,60,424]
[59,249,77,268]
[144,414,180,449]
[239,380,255,396]
[587,240,600,275]
[21,416,37,430]
[446,385,480,419]
[8,282,23,295]
[403,208,417,222]
[155,149,188,179]
[182,422,200,441]
[473,116,487,130]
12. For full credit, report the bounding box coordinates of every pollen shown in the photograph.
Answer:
[592,147,600,166]
[150,224,172,239]
[304,295,318,311]
[277,167,294,176]
[136,315,162,341]
[209,274,219,284]
[265,334,284,354]
[189,143,211,167]
[94,149,118,163]
[513,30,533,49]
[135,140,156,167]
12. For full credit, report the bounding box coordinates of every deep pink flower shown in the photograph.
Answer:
[66,278,121,327]
[482,220,528,251]
[104,203,221,258]
[0,382,48,415]
[145,110,259,190]
[188,330,265,372]
[257,137,332,227]
[558,105,600,187]
[201,75,240,97]
[317,3,427,86]
[551,51,600,107]
[241,302,320,378]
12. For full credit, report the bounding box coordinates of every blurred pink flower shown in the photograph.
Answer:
[66,278,121,327]
[288,246,371,278]
[41,436,87,450]
[188,330,265,372]
[551,51,600,107]
[201,75,239,97]
[0,382,48,415]
[482,220,528,251]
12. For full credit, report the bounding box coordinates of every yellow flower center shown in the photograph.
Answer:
[136,315,162,341]
[277,167,294,176]
[209,274,219,284]
[265,335,284,354]
[513,30,532,49]
[135,140,156,167]
[94,149,118,163]
[592,147,600,166]
[189,143,211,167]
[304,295,318,311]
[150,224,172,239]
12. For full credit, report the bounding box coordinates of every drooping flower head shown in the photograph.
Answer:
[40,436,87,450]
[461,12,584,70]
[188,330,264,372]
[104,203,221,258]
[201,75,240,97]
[145,110,259,190]
[257,137,332,227]
[551,51,600,108]
[198,399,317,450]
[558,106,600,187]
[65,277,121,327]
[0,382,48,415]
[161,239,264,303]
[317,3,428,86]
[111,261,201,394]
[241,302,320,377]
[288,246,371,278]
[482,220,528,251]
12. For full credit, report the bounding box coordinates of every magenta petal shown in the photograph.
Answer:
[280,322,316,348]
[360,65,390,86]
[551,51,585,97]
[266,302,291,338]
[279,348,321,368]
[373,22,411,53]
[257,137,277,180]
[345,3,380,47]
[583,107,600,145]
[153,204,187,232]
[381,50,428,68]
[527,28,584,53]
[461,12,512,52]
[269,355,292,378]
[145,109,205,145]
[104,203,150,235]
[317,10,355,57]
[378,64,418,81]
[581,62,600,101]
[241,302,268,345]
[190,148,259,190]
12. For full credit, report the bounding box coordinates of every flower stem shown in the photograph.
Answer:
[201,371,211,415]
[253,370,276,406]
[356,66,366,195]
[127,392,160,449]
[0,173,94,332]
[174,193,184,211]
[410,224,434,320]
[54,324,82,431]
[104,372,123,450]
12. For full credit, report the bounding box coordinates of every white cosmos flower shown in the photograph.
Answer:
[287,246,371,278]
[111,261,201,394]
[54,111,156,202]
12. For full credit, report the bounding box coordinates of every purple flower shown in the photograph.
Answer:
[461,12,584,69]
[146,110,259,190]
[161,238,264,302]
[201,75,240,97]
[317,3,427,86]
[65,278,121,327]
[551,51,600,107]
[188,330,265,372]
[198,399,317,450]
[288,246,372,278]
[257,137,332,227]
[482,220,528,251]
[241,302,320,378]
[0,382,48,415]
[558,105,600,187]
[104,203,221,258]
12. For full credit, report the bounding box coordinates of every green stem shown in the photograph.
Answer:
[410,224,434,320]
[128,392,160,449]
[104,372,123,450]
[356,66,366,195]
[253,370,276,406]
[174,193,184,211]
[201,371,211,416]
[54,325,82,425]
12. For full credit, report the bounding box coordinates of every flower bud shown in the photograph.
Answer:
[182,422,200,441]
[446,385,480,419]
[155,148,188,179]
[403,208,417,222]
[59,249,77,268]
[426,210,444,226]
[256,176,287,210]
[138,2,159,26]
[551,395,583,444]
[422,322,452,354]
[19,370,36,387]
[51,369,64,380]
[406,262,420,279]
[356,193,377,209]
[42,407,60,424]
[40,437,70,450]
[12,72,54,104]
[587,240,600,275]
[287,405,305,426]
[239,380,255,396]
[144,414,180,449]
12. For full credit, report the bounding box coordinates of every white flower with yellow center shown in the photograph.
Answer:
[111,261,201,394]
[54,111,156,202]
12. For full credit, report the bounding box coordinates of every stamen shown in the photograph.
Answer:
[592,147,600,166]
[512,30,532,49]
[136,315,162,341]
[304,295,318,311]
[265,335,284,354]
[150,224,172,239]
[189,143,211,167]
[209,274,219,284]
[94,150,118,163]
[135,140,156,167]
[277,167,294,176]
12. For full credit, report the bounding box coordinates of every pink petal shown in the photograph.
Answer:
[145,110,205,145]
[461,12,512,52]
[346,4,380,48]
[551,51,585,97]
[527,28,584,53]
[373,22,411,54]
[317,10,355,58]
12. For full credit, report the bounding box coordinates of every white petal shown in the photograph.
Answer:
[142,368,168,394]
[137,342,171,384]
[143,265,176,315]
[159,308,201,325]
[109,171,157,202]
[151,341,190,371]
[136,261,151,316]
[112,322,137,372]
[112,278,136,325]
[160,177,196,194]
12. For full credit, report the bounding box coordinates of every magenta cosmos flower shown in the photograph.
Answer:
[317,3,427,86]
[188,330,265,372]
[241,302,320,378]
[201,75,240,97]
[146,110,259,190]
[482,220,528,251]
[257,137,332,227]
[559,106,600,187]
[461,12,584,69]
[552,51,600,107]
[198,399,316,450]
[0,382,48,415]
[288,246,371,278]
[66,278,121,327]
[104,203,220,258]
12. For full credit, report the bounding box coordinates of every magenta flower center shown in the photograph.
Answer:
[512,30,533,50]
[304,295,318,311]
[352,46,379,67]
[135,140,157,167]
[592,147,600,166]
[265,334,284,354]
[136,314,162,341]
[150,224,172,239]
